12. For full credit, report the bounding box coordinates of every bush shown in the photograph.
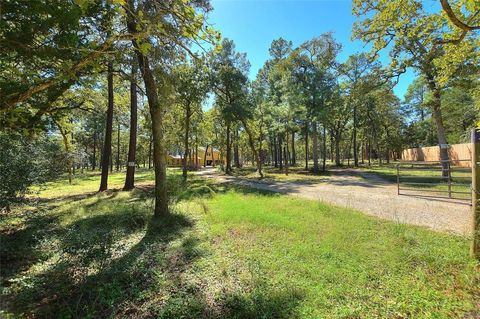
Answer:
[0,132,65,211]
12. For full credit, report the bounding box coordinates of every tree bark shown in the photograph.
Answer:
[71,123,75,176]
[322,125,327,172]
[334,130,342,166]
[148,135,152,169]
[273,135,278,168]
[226,122,232,174]
[431,89,450,177]
[305,123,309,170]
[54,120,72,184]
[361,136,365,164]
[127,2,168,217]
[284,132,289,175]
[240,119,263,177]
[195,143,199,169]
[183,104,191,180]
[234,127,240,168]
[99,61,114,191]
[335,132,341,166]
[124,61,137,190]
[291,130,295,166]
[203,144,209,167]
[116,120,120,171]
[92,131,97,170]
[269,137,274,166]
[353,104,358,167]
[312,121,319,174]
[278,133,283,170]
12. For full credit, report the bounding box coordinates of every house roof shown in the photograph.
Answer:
[167,154,202,160]
[198,146,220,152]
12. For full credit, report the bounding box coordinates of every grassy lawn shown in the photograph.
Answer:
[232,165,334,182]
[1,170,479,318]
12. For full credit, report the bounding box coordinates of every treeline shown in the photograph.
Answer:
[1,0,479,215]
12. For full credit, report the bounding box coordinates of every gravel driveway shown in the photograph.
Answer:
[198,168,472,235]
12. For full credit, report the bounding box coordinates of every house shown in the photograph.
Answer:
[198,146,223,167]
[166,146,223,168]
[166,154,183,167]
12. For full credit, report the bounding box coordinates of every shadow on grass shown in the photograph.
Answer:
[3,176,302,318]
[5,194,195,317]
[1,212,60,281]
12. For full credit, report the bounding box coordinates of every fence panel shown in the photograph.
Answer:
[396,159,472,202]
[401,144,473,167]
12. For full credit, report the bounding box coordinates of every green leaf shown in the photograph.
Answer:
[138,42,152,55]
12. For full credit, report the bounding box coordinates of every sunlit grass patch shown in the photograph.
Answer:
[1,170,478,318]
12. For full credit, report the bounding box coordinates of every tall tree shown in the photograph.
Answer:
[290,33,341,172]
[173,60,209,180]
[124,0,217,216]
[211,39,250,175]
[99,61,114,191]
[124,60,138,190]
[340,53,379,167]
[353,0,479,174]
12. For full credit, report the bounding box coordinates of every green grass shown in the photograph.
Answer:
[1,170,479,318]
[232,165,334,182]
[31,168,159,199]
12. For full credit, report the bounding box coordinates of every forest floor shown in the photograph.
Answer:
[1,169,479,318]
[199,166,472,234]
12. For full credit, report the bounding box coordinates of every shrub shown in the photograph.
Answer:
[0,132,65,211]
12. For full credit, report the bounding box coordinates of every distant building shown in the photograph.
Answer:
[166,146,223,168]
[166,154,183,167]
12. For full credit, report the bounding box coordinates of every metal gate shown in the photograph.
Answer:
[396,159,472,202]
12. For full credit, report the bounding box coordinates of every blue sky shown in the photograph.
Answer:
[208,0,416,100]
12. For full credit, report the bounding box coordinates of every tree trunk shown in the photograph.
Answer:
[431,89,450,177]
[335,133,341,166]
[116,119,120,171]
[240,119,263,177]
[203,144,209,167]
[99,61,114,191]
[273,135,278,168]
[368,138,372,166]
[55,122,72,184]
[71,126,75,176]
[361,136,365,164]
[234,127,240,168]
[329,132,334,163]
[124,61,137,190]
[148,135,152,169]
[269,137,274,165]
[278,133,283,170]
[284,132,289,175]
[92,131,97,171]
[305,123,309,170]
[291,130,295,166]
[322,125,327,172]
[195,143,198,169]
[183,104,191,180]
[353,104,358,167]
[312,121,319,174]
[127,5,168,217]
[226,122,232,174]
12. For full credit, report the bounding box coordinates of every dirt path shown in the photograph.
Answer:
[197,168,472,235]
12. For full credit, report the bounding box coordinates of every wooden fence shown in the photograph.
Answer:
[401,143,472,167]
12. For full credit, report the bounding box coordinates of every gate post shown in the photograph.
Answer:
[471,128,480,259]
